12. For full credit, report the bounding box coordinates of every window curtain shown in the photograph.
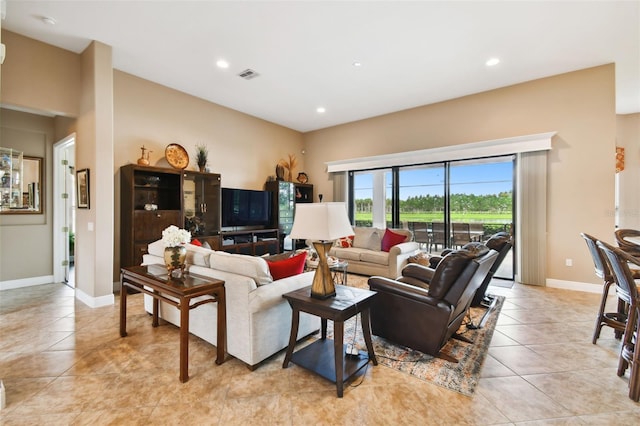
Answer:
[516,151,547,285]
[331,171,347,202]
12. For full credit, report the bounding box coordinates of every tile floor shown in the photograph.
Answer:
[1,279,639,425]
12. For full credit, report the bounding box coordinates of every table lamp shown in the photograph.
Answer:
[289,202,354,299]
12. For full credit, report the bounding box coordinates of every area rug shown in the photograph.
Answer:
[329,274,504,396]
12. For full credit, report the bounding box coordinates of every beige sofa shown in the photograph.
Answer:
[142,240,319,369]
[329,227,420,279]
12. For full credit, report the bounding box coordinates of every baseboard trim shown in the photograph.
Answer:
[75,288,114,308]
[545,279,602,294]
[0,275,55,291]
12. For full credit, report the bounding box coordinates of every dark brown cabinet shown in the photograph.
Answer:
[120,165,183,268]
[183,170,221,250]
[265,181,313,251]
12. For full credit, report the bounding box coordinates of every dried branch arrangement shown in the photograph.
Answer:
[278,154,298,182]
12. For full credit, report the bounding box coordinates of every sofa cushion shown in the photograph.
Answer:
[266,252,307,280]
[360,250,390,266]
[209,251,273,286]
[329,247,359,261]
[147,239,212,267]
[381,229,407,252]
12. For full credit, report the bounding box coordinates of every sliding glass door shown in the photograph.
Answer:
[449,156,514,279]
[398,164,446,251]
[352,169,391,228]
[349,155,514,280]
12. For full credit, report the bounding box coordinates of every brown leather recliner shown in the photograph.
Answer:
[368,244,498,362]
[472,232,512,307]
[424,232,512,307]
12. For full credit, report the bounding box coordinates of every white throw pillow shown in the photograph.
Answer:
[352,227,382,251]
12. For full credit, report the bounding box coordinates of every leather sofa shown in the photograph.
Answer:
[368,243,497,361]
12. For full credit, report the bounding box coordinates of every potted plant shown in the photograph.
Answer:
[195,144,208,172]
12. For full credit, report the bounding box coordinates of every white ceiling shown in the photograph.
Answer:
[2,1,639,132]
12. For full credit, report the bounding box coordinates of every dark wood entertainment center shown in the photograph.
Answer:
[120,165,312,268]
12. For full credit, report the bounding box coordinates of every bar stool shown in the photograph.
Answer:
[596,240,640,402]
[581,233,626,343]
[615,228,640,258]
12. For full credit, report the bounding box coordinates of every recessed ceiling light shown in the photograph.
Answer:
[216,60,229,69]
[41,16,57,25]
[352,61,362,67]
[316,107,326,114]
[486,58,500,67]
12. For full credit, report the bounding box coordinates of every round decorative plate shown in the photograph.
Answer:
[296,172,309,184]
[165,143,189,169]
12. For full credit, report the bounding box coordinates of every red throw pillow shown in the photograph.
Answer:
[336,235,354,248]
[381,229,407,252]
[266,252,307,280]
[191,238,202,247]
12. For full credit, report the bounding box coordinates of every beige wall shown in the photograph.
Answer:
[0,30,81,117]
[113,71,304,189]
[617,113,640,229]
[303,65,617,286]
[112,71,305,278]
[0,109,54,281]
[73,41,114,301]
[0,28,624,291]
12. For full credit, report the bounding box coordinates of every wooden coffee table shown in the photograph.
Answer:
[119,264,226,382]
[282,285,377,397]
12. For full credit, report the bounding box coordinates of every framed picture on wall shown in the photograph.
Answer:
[76,168,90,209]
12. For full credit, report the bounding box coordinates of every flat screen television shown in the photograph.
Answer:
[221,187,272,227]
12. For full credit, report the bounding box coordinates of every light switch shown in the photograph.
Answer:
[88,222,94,231]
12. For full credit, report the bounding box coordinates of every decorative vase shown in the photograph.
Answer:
[198,164,206,173]
[164,246,187,277]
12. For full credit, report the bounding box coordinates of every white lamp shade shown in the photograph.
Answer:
[289,202,354,241]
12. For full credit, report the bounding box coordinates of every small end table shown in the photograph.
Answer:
[120,264,226,382]
[282,285,377,397]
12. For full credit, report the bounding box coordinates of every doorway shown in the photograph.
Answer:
[53,135,76,287]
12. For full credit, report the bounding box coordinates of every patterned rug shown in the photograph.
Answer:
[330,274,504,396]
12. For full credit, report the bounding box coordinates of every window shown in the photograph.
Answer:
[349,155,515,279]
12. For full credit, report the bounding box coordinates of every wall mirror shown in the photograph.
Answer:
[0,155,44,214]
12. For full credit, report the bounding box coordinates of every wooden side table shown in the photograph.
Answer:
[120,264,226,382]
[282,285,377,397]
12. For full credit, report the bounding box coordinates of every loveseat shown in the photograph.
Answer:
[142,241,320,369]
[328,227,421,278]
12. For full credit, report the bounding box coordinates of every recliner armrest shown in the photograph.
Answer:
[401,263,435,284]
[368,276,437,306]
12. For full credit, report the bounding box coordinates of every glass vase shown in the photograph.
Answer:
[164,246,187,277]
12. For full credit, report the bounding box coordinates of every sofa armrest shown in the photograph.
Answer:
[387,241,420,279]
[389,241,420,255]
[401,263,435,283]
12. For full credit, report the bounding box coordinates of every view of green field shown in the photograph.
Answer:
[353,192,513,235]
